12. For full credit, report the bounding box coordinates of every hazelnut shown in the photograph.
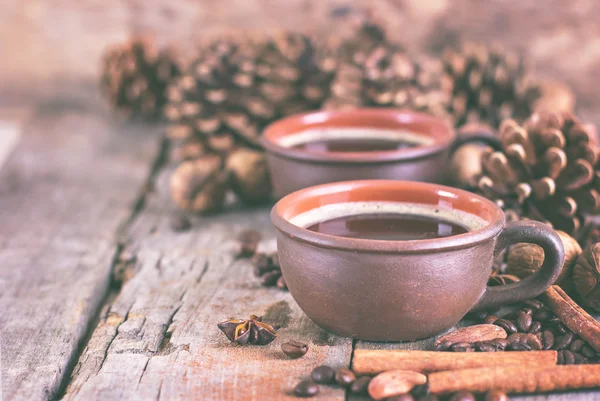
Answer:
[226,148,272,204]
[506,230,581,286]
[170,155,229,213]
[573,243,600,312]
[448,122,496,188]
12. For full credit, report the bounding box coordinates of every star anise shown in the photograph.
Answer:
[217,315,277,345]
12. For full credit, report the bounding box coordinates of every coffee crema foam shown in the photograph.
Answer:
[277,127,433,148]
[289,202,488,233]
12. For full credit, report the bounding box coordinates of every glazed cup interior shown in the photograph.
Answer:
[271,180,505,252]
[261,108,455,163]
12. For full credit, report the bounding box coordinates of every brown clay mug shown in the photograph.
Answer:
[271,180,565,341]
[261,108,500,197]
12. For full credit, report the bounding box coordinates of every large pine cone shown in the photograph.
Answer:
[478,112,600,235]
[100,37,180,119]
[442,43,541,127]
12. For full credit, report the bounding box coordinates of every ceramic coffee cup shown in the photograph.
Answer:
[261,108,500,197]
[271,180,565,341]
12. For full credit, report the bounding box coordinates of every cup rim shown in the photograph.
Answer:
[271,180,505,253]
[260,108,455,164]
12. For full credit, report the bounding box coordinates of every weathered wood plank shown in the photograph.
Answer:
[0,94,161,401]
[63,169,353,401]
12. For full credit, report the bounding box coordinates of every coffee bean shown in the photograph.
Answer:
[350,376,371,394]
[387,395,415,401]
[281,340,308,359]
[555,322,569,334]
[528,321,542,334]
[260,270,281,286]
[494,319,517,334]
[523,299,544,310]
[555,332,575,350]
[485,390,509,401]
[334,367,356,387]
[490,338,508,350]
[484,315,499,324]
[521,307,533,316]
[252,254,272,277]
[419,395,439,401]
[581,345,597,359]
[542,330,555,350]
[475,342,500,352]
[572,351,588,364]
[293,380,319,397]
[451,342,475,352]
[533,309,552,321]
[516,312,532,332]
[170,214,191,232]
[570,339,585,352]
[434,340,453,351]
[523,333,543,350]
[449,391,476,401]
[311,365,335,384]
[559,350,575,365]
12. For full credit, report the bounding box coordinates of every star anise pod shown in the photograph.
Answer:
[217,315,277,345]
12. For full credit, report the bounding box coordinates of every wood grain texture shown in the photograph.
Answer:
[62,168,352,401]
[0,94,160,401]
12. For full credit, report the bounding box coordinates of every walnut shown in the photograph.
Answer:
[573,243,600,312]
[506,230,582,286]
[226,149,272,204]
[169,155,229,213]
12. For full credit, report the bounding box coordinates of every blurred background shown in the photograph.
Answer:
[1,0,599,124]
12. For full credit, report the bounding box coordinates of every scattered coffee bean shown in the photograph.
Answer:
[533,309,552,321]
[252,253,272,276]
[527,321,542,334]
[293,380,319,397]
[542,330,555,350]
[523,299,544,310]
[434,340,453,351]
[387,395,414,401]
[516,312,532,332]
[260,270,281,286]
[334,367,356,387]
[570,339,585,352]
[451,342,475,352]
[281,340,308,359]
[310,365,335,384]
[581,345,597,359]
[493,319,517,334]
[572,351,587,364]
[555,332,575,350]
[350,376,371,394]
[558,349,575,365]
[484,315,499,324]
[555,322,569,334]
[419,395,439,401]
[449,391,476,401]
[170,214,191,232]
[485,390,509,401]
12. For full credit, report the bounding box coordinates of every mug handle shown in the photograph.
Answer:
[449,125,503,154]
[471,220,565,311]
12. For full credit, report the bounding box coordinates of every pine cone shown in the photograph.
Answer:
[442,43,541,127]
[573,243,600,312]
[478,112,600,235]
[226,148,272,204]
[100,37,180,119]
[170,155,229,213]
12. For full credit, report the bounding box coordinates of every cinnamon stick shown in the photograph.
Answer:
[544,285,600,352]
[429,364,600,394]
[352,350,557,375]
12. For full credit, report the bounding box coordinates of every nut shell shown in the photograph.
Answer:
[226,148,272,204]
[573,243,600,311]
[507,230,581,285]
[170,155,229,213]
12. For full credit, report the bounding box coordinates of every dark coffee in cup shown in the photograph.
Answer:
[306,213,468,241]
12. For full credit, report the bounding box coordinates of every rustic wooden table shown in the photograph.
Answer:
[1,92,598,401]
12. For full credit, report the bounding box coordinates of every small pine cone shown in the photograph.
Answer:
[226,149,272,204]
[477,111,600,235]
[100,37,180,119]
[573,243,600,312]
[170,155,229,213]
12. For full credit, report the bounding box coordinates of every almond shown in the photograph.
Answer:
[434,324,507,347]
[368,369,427,400]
